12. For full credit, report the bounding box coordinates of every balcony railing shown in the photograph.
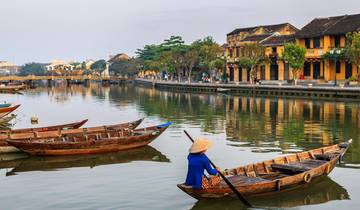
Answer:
[306,48,324,58]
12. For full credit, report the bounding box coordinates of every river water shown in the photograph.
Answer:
[0,83,359,210]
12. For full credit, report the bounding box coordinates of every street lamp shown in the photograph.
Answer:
[329,49,343,86]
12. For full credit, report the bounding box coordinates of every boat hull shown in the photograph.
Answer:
[6,122,170,156]
[0,105,20,119]
[178,141,351,199]
[0,118,143,153]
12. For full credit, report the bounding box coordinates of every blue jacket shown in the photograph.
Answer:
[185,153,218,189]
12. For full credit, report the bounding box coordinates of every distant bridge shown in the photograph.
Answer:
[0,75,129,82]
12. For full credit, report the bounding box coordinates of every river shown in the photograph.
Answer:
[0,83,359,210]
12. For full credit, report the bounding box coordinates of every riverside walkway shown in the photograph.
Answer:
[135,78,360,100]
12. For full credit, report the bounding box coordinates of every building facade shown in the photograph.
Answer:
[0,61,19,75]
[226,23,299,83]
[226,13,360,83]
[296,14,360,82]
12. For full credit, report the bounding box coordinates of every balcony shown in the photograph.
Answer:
[305,48,324,58]
[268,52,278,58]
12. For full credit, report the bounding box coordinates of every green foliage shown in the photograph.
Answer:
[18,63,46,76]
[348,76,357,81]
[136,35,223,81]
[210,58,226,73]
[237,43,267,83]
[322,48,345,61]
[345,32,360,69]
[282,43,306,69]
[282,43,306,82]
[90,59,106,71]
[109,58,141,76]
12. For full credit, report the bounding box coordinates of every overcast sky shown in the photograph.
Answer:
[1,0,360,64]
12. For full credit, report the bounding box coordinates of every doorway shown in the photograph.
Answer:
[270,64,279,80]
[313,62,320,79]
[229,67,234,81]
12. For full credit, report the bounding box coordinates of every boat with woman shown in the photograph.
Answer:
[6,122,171,156]
[178,139,352,199]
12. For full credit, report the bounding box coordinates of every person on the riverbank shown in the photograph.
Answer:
[185,137,219,189]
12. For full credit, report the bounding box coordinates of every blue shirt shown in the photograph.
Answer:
[185,153,218,189]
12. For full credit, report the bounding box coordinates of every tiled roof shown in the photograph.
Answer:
[296,13,360,38]
[227,23,297,36]
[241,34,272,42]
[261,35,296,46]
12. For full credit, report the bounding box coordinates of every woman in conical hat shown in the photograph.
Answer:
[184,137,218,189]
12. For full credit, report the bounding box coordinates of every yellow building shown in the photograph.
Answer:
[296,13,360,81]
[226,23,299,82]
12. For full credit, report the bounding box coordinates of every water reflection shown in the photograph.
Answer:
[191,176,349,210]
[0,146,169,176]
[27,84,360,164]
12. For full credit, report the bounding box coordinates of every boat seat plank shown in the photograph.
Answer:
[314,153,339,161]
[258,173,289,181]
[271,159,328,174]
[220,175,268,187]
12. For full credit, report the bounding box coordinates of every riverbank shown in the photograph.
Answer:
[135,78,360,101]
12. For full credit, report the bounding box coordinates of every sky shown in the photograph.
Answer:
[1,0,360,65]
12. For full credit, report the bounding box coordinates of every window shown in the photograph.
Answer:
[346,62,353,79]
[335,61,341,74]
[229,48,233,58]
[334,35,341,48]
[305,38,311,48]
[272,47,277,53]
[235,47,239,57]
[304,62,311,76]
[260,65,265,80]
[313,37,320,48]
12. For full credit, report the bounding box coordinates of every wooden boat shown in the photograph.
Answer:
[0,118,143,153]
[0,119,88,134]
[0,84,26,93]
[191,176,349,209]
[6,122,170,156]
[0,104,20,118]
[177,139,352,199]
[0,103,11,108]
[0,146,170,176]
[0,114,16,124]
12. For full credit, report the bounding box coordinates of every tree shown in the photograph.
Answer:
[282,43,306,85]
[109,58,141,76]
[345,32,360,79]
[322,48,345,86]
[210,58,226,81]
[18,63,46,76]
[91,59,106,72]
[81,61,87,70]
[238,43,267,84]
[183,48,199,82]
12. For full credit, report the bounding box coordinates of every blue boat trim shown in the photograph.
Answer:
[156,122,172,128]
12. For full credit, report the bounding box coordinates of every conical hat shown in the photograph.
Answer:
[189,137,213,153]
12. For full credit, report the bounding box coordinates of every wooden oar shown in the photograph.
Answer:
[184,130,253,207]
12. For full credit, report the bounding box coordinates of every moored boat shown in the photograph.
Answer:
[0,84,26,93]
[0,103,11,108]
[177,140,352,199]
[0,118,143,153]
[0,119,88,134]
[0,104,20,119]
[6,121,170,156]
